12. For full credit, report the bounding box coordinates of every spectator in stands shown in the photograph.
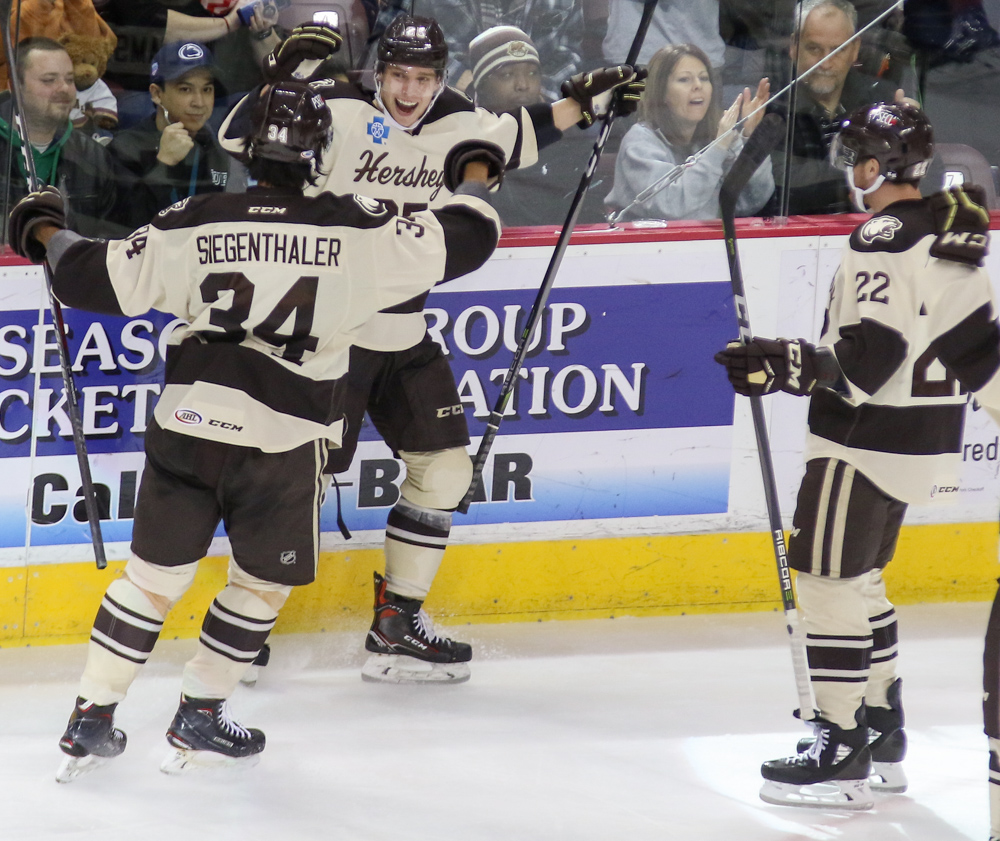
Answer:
[108,41,233,229]
[98,0,280,129]
[768,0,903,215]
[415,0,584,98]
[606,43,773,222]
[469,25,605,226]
[603,0,725,69]
[0,37,130,238]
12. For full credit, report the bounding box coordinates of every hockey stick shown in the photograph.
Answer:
[719,112,815,720]
[1,2,107,568]
[456,0,660,514]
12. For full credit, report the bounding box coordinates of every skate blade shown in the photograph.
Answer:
[871,760,908,793]
[56,753,110,783]
[160,748,261,775]
[759,778,874,810]
[361,654,470,684]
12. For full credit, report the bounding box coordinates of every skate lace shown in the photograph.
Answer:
[217,701,252,741]
[413,608,444,644]
[803,723,829,763]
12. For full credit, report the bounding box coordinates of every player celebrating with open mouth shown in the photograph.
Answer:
[221,16,647,686]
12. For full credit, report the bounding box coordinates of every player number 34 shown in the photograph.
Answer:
[200,271,320,363]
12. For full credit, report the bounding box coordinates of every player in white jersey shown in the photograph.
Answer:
[6,81,504,780]
[220,17,646,684]
[716,102,1000,810]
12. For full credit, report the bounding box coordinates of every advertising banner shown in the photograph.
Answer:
[4,222,1000,563]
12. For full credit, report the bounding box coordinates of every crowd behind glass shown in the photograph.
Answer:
[0,0,997,243]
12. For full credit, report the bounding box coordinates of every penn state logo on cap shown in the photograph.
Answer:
[151,40,217,86]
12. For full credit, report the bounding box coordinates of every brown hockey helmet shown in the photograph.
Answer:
[377,15,448,73]
[830,102,934,183]
[247,81,332,166]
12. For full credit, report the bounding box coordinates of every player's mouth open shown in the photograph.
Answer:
[395,99,419,116]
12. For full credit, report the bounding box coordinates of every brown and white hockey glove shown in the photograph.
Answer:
[8,185,66,263]
[714,337,828,397]
[263,22,343,83]
[929,184,990,266]
[442,140,506,192]
[560,65,647,128]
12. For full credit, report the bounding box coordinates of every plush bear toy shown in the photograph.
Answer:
[0,0,118,91]
[60,31,119,134]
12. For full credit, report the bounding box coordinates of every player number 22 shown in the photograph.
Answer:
[856,270,890,304]
[200,271,320,363]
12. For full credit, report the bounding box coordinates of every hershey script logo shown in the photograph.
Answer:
[353,151,446,201]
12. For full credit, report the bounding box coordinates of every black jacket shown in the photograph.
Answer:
[0,93,134,238]
[767,70,899,215]
[108,115,232,229]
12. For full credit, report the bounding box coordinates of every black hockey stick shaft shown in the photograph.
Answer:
[720,113,814,718]
[1,2,106,568]
[457,0,659,514]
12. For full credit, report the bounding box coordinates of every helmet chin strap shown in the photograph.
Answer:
[846,167,885,212]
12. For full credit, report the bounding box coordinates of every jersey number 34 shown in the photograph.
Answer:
[201,271,319,364]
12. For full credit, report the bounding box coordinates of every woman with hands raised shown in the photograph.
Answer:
[606,44,775,222]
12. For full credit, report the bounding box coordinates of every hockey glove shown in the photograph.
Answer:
[262,22,343,83]
[560,65,647,129]
[8,185,66,263]
[928,184,990,266]
[714,337,820,397]
[442,140,507,193]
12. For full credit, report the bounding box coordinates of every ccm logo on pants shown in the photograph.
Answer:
[436,405,464,418]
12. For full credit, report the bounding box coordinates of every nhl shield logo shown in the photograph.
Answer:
[279,550,297,565]
[367,115,390,145]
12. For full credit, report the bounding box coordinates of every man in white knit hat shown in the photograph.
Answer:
[469,25,609,226]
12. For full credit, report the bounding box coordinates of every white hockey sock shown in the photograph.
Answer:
[78,577,166,706]
[862,568,898,708]
[795,571,872,729]
[384,498,452,599]
[181,585,278,699]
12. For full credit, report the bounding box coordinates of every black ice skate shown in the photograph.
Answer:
[56,697,127,783]
[160,696,265,774]
[239,642,271,688]
[361,571,472,684]
[760,710,874,810]
[797,678,907,793]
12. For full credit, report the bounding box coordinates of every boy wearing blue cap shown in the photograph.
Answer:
[108,41,233,228]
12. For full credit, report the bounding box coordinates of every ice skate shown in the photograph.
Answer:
[160,696,265,774]
[761,712,874,810]
[240,643,270,688]
[56,697,127,783]
[361,572,471,684]
[797,679,907,793]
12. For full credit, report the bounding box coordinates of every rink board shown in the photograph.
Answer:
[2,216,1000,645]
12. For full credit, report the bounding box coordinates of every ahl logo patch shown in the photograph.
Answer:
[174,409,202,425]
[279,550,297,565]
[367,115,390,145]
[860,215,902,244]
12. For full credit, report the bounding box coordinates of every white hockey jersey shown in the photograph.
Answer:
[220,81,546,352]
[48,186,501,453]
[806,196,1000,505]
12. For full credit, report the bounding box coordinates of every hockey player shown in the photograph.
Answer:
[8,81,504,780]
[715,102,1000,810]
[221,17,646,684]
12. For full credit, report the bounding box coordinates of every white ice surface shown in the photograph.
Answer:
[0,602,992,841]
